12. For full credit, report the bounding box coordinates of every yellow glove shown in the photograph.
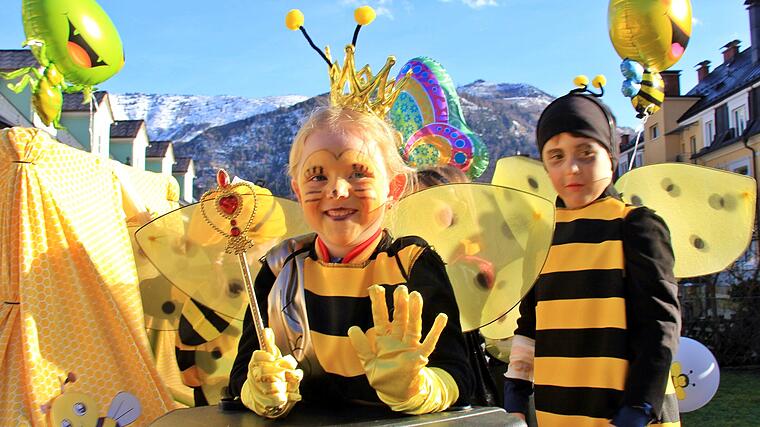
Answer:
[240,328,303,419]
[348,285,459,414]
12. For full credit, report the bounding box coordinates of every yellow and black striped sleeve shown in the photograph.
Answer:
[622,207,680,418]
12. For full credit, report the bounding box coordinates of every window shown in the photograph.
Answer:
[733,106,747,135]
[728,158,751,176]
[650,124,659,139]
[734,165,750,175]
[705,121,714,146]
[631,150,644,169]
[690,136,697,154]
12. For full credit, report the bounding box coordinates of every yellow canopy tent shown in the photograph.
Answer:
[0,127,175,426]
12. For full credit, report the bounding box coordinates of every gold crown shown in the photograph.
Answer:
[287,6,410,118]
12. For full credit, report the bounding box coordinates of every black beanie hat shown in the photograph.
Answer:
[536,94,618,166]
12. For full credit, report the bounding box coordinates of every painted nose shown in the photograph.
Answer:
[328,178,350,199]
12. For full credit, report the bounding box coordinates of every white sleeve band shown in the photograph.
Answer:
[504,334,535,382]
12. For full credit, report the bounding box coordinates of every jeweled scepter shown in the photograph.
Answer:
[199,169,270,353]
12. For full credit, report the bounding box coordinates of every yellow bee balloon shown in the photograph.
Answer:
[631,70,665,118]
[608,0,692,72]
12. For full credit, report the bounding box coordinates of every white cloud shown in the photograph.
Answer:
[692,16,702,26]
[461,0,498,8]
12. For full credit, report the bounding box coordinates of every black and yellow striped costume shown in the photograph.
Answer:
[508,189,680,426]
[228,231,473,407]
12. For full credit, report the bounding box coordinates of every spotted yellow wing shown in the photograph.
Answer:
[384,183,555,332]
[491,156,557,201]
[615,163,756,278]
[135,188,308,320]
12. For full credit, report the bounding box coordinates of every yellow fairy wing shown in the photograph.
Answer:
[491,156,557,201]
[385,183,555,331]
[615,163,756,278]
[129,225,187,331]
[480,308,519,340]
[135,189,308,319]
[195,320,243,405]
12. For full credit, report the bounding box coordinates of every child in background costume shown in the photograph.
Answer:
[228,8,473,419]
[503,85,681,427]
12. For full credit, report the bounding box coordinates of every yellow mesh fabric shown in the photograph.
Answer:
[112,159,191,407]
[0,127,175,426]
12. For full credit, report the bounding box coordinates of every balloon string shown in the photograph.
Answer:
[627,114,650,172]
[89,97,94,155]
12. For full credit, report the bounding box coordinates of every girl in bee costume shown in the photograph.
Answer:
[503,81,681,427]
[228,7,473,419]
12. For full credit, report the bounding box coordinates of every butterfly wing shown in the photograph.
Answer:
[385,183,554,331]
[615,163,756,278]
[390,57,488,178]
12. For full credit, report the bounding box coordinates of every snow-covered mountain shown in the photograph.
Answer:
[110,93,308,142]
[111,82,557,198]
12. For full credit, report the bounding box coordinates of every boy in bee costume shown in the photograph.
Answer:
[503,81,681,427]
[228,7,473,419]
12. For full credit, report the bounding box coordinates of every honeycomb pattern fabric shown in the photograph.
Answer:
[0,127,175,426]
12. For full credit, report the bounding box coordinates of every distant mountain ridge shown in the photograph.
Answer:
[110,93,308,142]
[113,80,556,198]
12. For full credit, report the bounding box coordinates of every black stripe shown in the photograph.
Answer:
[175,348,196,371]
[552,218,623,245]
[535,385,623,419]
[304,284,400,336]
[535,328,629,359]
[304,291,374,336]
[636,89,663,106]
[178,316,208,346]
[191,298,232,332]
[641,78,654,87]
[178,299,231,345]
[301,372,379,404]
[535,269,625,301]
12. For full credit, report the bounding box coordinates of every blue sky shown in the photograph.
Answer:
[0,0,752,128]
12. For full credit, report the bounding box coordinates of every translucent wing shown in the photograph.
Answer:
[194,320,243,405]
[491,156,557,201]
[135,188,308,319]
[106,392,141,426]
[385,183,555,331]
[129,225,186,331]
[616,163,756,278]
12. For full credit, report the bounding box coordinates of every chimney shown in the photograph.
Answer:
[696,60,711,82]
[722,40,741,64]
[748,0,760,63]
[661,70,681,96]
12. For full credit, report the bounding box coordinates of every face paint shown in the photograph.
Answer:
[292,129,393,257]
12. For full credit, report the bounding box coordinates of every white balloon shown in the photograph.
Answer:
[671,337,720,412]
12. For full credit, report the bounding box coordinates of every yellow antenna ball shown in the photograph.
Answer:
[354,6,376,26]
[285,9,304,30]
[573,75,589,87]
[592,74,607,89]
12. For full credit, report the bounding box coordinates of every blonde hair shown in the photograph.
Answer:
[288,106,415,193]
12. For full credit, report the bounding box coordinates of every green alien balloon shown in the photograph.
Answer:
[22,0,125,86]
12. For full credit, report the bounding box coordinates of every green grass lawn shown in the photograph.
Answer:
[680,367,760,426]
